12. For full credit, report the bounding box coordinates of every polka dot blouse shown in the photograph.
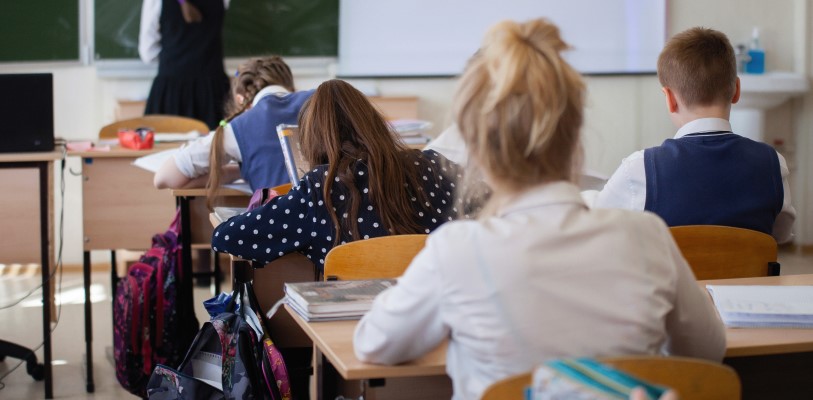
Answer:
[211,150,461,272]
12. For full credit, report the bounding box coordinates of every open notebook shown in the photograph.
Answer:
[706,285,813,328]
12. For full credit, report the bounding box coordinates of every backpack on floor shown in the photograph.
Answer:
[113,210,200,397]
[146,284,291,400]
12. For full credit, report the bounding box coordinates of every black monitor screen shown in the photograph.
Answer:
[0,73,55,152]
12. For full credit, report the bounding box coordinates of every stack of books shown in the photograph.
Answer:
[284,279,396,321]
[705,285,813,328]
[389,119,433,145]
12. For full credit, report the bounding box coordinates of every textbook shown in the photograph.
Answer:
[283,279,396,322]
[213,207,245,223]
[705,285,813,328]
[276,124,311,188]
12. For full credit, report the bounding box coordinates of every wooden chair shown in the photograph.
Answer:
[323,234,428,280]
[481,356,741,400]
[98,114,209,139]
[271,182,292,196]
[669,225,779,280]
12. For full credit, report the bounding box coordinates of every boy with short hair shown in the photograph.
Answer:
[593,27,795,243]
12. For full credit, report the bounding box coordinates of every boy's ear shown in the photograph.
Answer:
[731,77,741,104]
[662,87,679,113]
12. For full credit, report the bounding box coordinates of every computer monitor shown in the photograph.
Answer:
[0,73,55,153]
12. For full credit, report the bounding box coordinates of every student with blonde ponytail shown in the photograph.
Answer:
[354,19,725,400]
[154,56,313,200]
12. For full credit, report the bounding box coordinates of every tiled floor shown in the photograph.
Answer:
[0,250,810,399]
[0,272,215,400]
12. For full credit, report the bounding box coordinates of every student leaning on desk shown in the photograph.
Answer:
[354,18,725,400]
[586,27,796,244]
[153,56,314,199]
[211,79,460,273]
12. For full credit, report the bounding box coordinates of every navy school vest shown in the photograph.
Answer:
[643,133,783,235]
[158,0,225,77]
[230,90,314,191]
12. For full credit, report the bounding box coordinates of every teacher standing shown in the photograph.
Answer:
[139,0,230,129]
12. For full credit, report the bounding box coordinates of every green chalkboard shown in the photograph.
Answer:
[94,0,338,60]
[0,1,80,62]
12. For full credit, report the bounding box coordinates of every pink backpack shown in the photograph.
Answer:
[112,210,199,397]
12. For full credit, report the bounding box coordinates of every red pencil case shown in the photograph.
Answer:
[118,128,155,150]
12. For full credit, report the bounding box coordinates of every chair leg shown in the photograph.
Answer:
[768,262,781,276]
[0,339,45,381]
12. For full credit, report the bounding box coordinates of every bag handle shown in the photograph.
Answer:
[168,207,182,236]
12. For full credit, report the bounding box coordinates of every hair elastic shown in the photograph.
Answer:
[219,120,228,127]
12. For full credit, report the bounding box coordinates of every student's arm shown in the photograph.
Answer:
[772,153,796,244]
[661,224,727,361]
[592,151,646,210]
[138,0,162,63]
[154,128,241,189]
[354,236,448,364]
[211,175,318,264]
[154,161,241,189]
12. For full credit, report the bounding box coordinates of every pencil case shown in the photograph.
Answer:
[530,358,668,400]
[118,127,154,150]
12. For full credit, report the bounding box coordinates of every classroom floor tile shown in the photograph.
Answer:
[0,272,213,399]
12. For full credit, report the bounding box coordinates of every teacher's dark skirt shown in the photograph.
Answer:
[145,73,230,130]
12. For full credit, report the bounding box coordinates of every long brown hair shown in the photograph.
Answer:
[298,79,433,244]
[207,56,296,209]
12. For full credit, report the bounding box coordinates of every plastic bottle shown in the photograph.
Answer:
[745,27,765,74]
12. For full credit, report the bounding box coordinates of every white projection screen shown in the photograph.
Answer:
[338,0,667,77]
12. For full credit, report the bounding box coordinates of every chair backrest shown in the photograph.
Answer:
[323,234,428,280]
[480,356,741,400]
[669,225,778,280]
[98,115,209,139]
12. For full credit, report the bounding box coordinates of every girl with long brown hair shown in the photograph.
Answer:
[153,56,313,207]
[211,79,460,272]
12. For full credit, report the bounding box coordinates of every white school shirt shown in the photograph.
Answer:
[138,0,231,63]
[173,85,290,179]
[354,181,726,400]
[587,118,796,244]
[424,124,468,166]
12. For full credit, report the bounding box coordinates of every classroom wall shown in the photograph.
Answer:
[0,0,810,266]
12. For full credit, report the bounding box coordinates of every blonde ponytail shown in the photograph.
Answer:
[455,18,585,199]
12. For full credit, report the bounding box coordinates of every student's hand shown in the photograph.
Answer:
[629,388,678,400]
[180,2,203,23]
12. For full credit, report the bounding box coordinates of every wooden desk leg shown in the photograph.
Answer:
[83,250,94,393]
[38,162,53,399]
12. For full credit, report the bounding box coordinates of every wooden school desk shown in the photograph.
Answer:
[284,305,451,400]
[0,150,62,399]
[286,274,813,400]
[700,274,813,399]
[69,143,179,392]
